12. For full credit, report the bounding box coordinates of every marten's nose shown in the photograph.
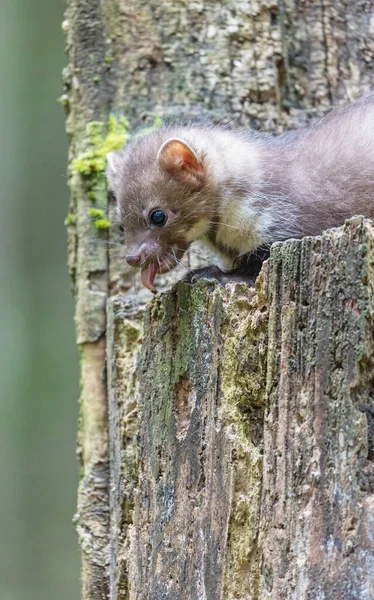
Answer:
[126,254,141,267]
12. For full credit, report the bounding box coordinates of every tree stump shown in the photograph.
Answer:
[107,217,374,599]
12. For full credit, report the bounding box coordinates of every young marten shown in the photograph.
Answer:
[106,94,374,292]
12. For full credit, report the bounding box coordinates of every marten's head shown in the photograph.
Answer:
[106,129,219,291]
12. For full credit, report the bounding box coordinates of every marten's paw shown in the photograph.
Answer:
[181,266,257,287]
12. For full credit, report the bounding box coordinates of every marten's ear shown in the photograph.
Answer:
[157,138,204,187]
[106,151,123,191]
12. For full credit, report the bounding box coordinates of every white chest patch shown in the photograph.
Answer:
[216,198,272,256]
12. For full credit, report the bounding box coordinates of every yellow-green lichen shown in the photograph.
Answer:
[88,207,105,219]
[94,218,111,230]
[65,213,76,225]
[220,283,268,599]
[72,114,129,178]
[87,207,111,229]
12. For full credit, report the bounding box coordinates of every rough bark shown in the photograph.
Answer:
[63,1,374,598]
[260,217,374,599]
[107,217,374,599]
[108,278,268,600]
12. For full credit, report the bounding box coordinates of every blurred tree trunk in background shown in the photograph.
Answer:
[64,1,374,598]
[0,2,79,599]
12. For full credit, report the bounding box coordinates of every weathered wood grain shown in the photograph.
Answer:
[108,278,268,599]
[107,219,374,599]
[260,217,374,598]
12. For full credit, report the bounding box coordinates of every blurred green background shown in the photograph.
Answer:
[0,1,80,598]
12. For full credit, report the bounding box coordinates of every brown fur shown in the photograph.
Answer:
[106,94,374,276]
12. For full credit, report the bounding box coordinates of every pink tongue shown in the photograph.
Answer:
[141,263,159,292]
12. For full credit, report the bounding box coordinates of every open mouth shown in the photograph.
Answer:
[141,260,171,293]
[140,245,189,292]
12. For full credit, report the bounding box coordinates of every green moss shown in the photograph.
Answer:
[95,218,111,230]
[104,55,115,64]
[88,207,111,229]
[72,114,129,179]
[71,115,163,196]
[88,207,105,219]
[93,75,100,83]
[64,213,76,225]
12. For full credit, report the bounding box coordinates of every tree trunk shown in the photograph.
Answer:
[108,217,374,599]
[63,1,374,598]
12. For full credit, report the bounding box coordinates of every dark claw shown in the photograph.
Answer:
[181,247,270,288]
[181,267,218,284]
[181,266,257,287]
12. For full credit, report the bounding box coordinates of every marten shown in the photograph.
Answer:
[106,94,374,292]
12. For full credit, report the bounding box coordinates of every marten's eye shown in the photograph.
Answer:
[149,209,167,227]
